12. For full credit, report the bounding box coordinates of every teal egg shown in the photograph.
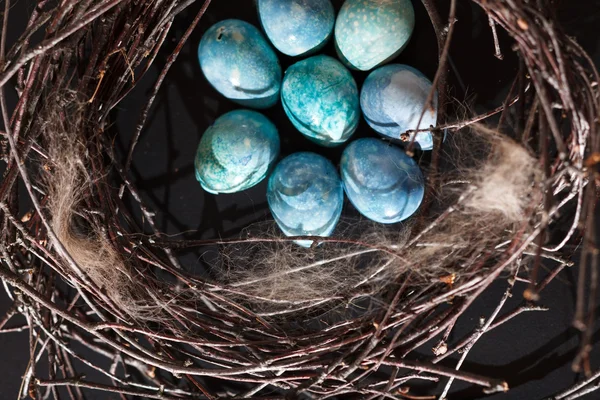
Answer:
[258,0,335,57]
[198,19,282,109]
[341,138,424,223]
[361,64,437,150]
[334,0,415,71]
[267,152,344,247]
[281,55,360,147]
[195,110,280,194]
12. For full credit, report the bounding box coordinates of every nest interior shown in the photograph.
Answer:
[0,0,599,399]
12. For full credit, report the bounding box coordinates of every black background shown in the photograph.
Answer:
[1,0,600,399]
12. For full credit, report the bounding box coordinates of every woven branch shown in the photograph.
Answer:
[0,0,598,399]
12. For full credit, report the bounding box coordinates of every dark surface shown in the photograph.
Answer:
[1,0,600,399]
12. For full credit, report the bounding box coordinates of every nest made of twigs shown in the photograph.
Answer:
[0,0,599,399]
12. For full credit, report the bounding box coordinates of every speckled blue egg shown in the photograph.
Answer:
[198,19,282,109]
[361,64,437,150]
[268,152,344,247]
[341,138,424,223]
[195,110,280,194]
[281,55,360,147]
[335,0,415,71]
[258,0,335,57]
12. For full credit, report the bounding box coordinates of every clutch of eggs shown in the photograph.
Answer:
[193,0,430,242]
[341,138,424,224]
[281,55,360,147]
[198,19,282,109]
[267,152,344,247]
[258,0,335,57]
[361,64,438,150]
[195,110,280,194]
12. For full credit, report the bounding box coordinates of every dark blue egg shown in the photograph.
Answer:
[268,152,344,247]
[258,0,335,57]
[341,138,424,223]
[335,0,415,71]
[361,64,437,150]
[281,55,360,147]
[195,110,280,194]
[198,19,282,109]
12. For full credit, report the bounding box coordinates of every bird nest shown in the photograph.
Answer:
[0,0,598,399]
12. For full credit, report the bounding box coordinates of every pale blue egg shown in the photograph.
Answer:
[268,152,343,247]
[198,19,282,109]
[361,64,437,150]
[281,55,360,147]
[195,110,280,194]
[258,0,335,57]
[341,138,424,223]
[335,0,415,71]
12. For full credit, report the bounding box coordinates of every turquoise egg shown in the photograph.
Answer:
[258,0,335,57]
[335,0,415,71]
[198,19,282,109]
[341,138,424,223]
[268,152,343,247]
[281,55,360,147]
[361,64,437,150]
[195,110,280,194]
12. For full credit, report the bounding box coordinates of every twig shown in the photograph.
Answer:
[377,359,507,393]
[35,379,200,400]
[439,265,520,398]
[551,368,600,400]
[488,15,503,60]
[0,0,127,88]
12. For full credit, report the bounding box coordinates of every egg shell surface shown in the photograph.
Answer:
[334,0,415,71]
[281,55,360,147]
[195,109,280,194]
[268,152,344,247]
[198,19,282,109]
[341,138,424,223]
[258,0,335,57]
[361,64,437,150]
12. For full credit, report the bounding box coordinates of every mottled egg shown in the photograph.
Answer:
[198,19,282,109]
[267,152,344,247]
[258,0,335,57]
[341,138,424,223]
[281,55,360,147]
[335,0,415,71]
[195,110,280,194]
[361,64,437,150]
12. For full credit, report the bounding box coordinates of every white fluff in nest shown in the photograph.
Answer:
[216,220,409,308]
[44,103,145,320]
[463,135,540,222]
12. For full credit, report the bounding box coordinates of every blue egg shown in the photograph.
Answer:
[268,152,344,247]
[258,0,335,57]
[195,110,280,194]
[281,55,360,147]
[361,64,438,150]
[341,138,424,223]
[335,0,415,71]
[198,19,282,109]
